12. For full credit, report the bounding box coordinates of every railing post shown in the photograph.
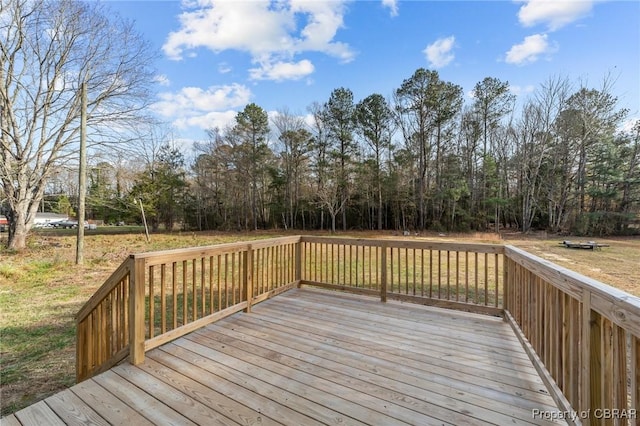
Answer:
[244,245,253,313]
[380,243,387,303]
[295,240,302,287]
[75,319,86,382]
[129,256,146,365]
[503,254,510,312]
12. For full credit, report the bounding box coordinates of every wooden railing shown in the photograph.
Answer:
[76,235,640,426]
[76,258,132,381]
[76,236,301,382]
[504,246,640,425]
[300,237,504,316]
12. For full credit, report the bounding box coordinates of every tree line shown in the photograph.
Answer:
[78,71,639,236]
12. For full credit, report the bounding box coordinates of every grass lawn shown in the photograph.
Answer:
[1,228,638,416]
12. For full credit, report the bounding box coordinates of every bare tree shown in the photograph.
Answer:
[271,109,313,229]
[0,0,155,249]
[515,76,571,232]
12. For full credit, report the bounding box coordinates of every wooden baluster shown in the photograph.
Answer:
[217,256,221,313]
[171,262,177,329]
[129,257,146,365]
[474,252,479,305]
[296,242,302,287]
[231,252,236,306]
[182,260,187,326]
[455,251,459,302]
[380,243,387,303]
[631,335,639,426]
[494,253,499,307]
[465,252,469,303]
[209,257,214,315]
[244,246,253,313]
[200,257,205,317]
[446,250,451,300]
[148,265,154,339]
[611,326,626,424]
[412,248,416,296]
[484,253,488,306]
[160,264,166,335]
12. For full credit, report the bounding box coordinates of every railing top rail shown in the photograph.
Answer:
[130,235,302,263]
[300,235,504,253]
[505,244,640,336]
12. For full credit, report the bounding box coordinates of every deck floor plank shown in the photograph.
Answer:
[146,348,328,426]
[111,362,241,425]
[185,330,453,426]
[256,297,537,367]
[213,309,554,406]
[197,310,557,425]
[0,414,21,426]
[154,342,344,426]
[176,335,409,426]
[266,293,531,359]
[195,322,507,426]
[264,294,541,371]
[44,388,110,426]
[13,401,65,426]
[236,299,547,390]
[136,357,285,426]
[5,287,567,425]
[92,369,198,426]
[70,378,155,425]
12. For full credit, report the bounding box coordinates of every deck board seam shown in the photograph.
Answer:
[203,313,558,409]
[251,300,535,365]
[219,309,552,396]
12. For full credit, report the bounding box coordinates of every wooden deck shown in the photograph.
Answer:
[5,287,565,425]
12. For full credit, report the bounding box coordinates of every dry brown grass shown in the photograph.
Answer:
[1,229,638,416]
[505,236,640,296]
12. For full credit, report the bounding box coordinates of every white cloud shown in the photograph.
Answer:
[152,83,252,131]
[382,0,399,17]
[518,0,594,31]
[620,117,639,134]
[249,59,315,81]
[510,84,536,96]
[218,62,232,74]
[423,36,456,68]
[153,74,171,86]
[290,1,353,62]
[505,33,557,65]
[162,0,354,81]
[174,110,238,131]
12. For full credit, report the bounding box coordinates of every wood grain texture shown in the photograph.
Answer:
[7,288,566,425]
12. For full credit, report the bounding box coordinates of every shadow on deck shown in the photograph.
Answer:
[4,288,563,426]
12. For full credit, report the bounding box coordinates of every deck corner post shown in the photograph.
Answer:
[380,242,388,303]
[129,256,146,365]
[244,245,253,313]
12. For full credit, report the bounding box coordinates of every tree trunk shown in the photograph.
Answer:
[342,204,347,231]
[7,196,38,250]
[8,214,28,250]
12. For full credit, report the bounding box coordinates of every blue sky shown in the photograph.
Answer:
[107,0,640,142]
